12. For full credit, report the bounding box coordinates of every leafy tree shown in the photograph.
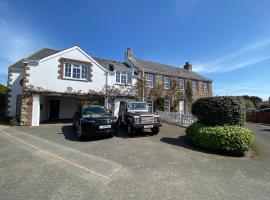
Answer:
[244,99,255,109]
[242,95,262,108]
[0,84,8,94]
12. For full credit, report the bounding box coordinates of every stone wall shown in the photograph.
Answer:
[20,94,33,126]
[139,71,212,112]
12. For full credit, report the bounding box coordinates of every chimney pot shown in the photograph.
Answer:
[184,62,192,71]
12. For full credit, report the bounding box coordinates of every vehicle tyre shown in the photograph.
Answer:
[76,124,84,140]
[151,127,159,135]
[127,123,135,137]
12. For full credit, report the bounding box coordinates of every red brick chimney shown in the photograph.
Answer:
[183,62,192,71]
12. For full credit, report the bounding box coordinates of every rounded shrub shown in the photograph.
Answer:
[192,96,246,126]
[186,122,254,154]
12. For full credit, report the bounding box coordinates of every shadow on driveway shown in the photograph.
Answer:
[260,129,270,132]
[61,125,113,142]
[160,136,244,157]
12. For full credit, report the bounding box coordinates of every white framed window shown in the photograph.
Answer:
[64,63,88,80]
[192,80,197,91]
[146,74,154,87]
[164,76,170,89]
[64,63,71,77]
[179,79,184,90]
[147,100,153,113]
[116,70,132,85]
[164,100,170,112]
[203,82,208,93]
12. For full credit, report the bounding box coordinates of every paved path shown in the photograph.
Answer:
[0,123,269,200]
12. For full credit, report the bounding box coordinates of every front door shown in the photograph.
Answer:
[179,100,184,113]
[49,100,59,119]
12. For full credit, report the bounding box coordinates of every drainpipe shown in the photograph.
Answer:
[105,71,108,108]
[142,69,145,102]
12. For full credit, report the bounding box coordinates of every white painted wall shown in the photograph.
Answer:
[31,94,40,126]
[28,47,107,94]
[8,70,23,117]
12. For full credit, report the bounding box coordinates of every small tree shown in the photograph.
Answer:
[185,80,193,113]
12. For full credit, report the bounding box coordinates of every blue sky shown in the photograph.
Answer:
[0,0,269,100]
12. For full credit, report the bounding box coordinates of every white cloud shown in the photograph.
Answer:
[0,2,51,76]
[193,39,270,73]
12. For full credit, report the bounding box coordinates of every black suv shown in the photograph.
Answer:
[73,105,119,139]
[118,101,162,136]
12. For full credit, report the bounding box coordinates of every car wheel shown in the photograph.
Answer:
[127,123,135,137]
[151,127,159,135]
[76,124,84,140]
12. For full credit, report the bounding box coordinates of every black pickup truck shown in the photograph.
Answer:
[118,101,162,136]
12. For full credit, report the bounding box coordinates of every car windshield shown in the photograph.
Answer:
[82,106,107,115]
[127,102,149,111]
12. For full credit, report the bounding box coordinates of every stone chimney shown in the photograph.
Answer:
[183,62,192,71]
[125,48,133,59]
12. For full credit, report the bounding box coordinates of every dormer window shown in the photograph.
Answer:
[116,70,132,85]
[64,63,88,80]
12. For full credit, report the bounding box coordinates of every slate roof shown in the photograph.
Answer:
[9,48,60,69]
[8,47,211,82]
[129,57,211,82]
[93,57,131,70]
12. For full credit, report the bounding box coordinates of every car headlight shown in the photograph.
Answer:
[134,116,141,124]
[111,117,118,123]
[154,117,160,123]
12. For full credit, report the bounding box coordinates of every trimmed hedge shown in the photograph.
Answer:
[192,96,246,126]
[186,122,254,154]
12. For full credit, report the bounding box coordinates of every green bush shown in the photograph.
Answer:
[186,122,254,154]
[192,96,246,126]
[9,117,19,126]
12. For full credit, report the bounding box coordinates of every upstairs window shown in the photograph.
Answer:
[204,82,209,93]
[116,70,132,85]
[64,63,88,80]
[164,76,170,89]
[146,74,154,87]
[192,80,197,91]
[179,79,185,90]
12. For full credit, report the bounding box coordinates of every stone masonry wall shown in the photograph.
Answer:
[20,94,33,126]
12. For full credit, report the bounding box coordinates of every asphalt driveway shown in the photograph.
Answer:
[0,122,269,200]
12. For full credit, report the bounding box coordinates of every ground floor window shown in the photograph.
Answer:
[147,100,153,113]
[164,100,170,112]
